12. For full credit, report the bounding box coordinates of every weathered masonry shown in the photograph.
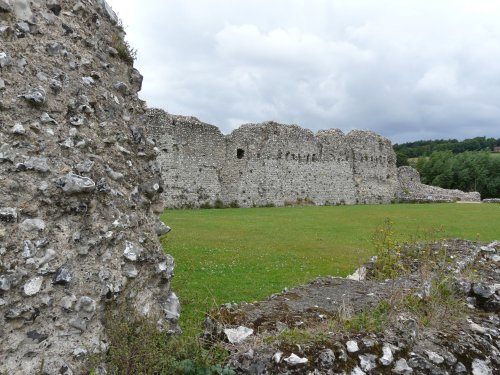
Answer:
[144,109,480,207]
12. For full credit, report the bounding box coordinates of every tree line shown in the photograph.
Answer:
[393,137,500,198]
[410,151,499,198]
[394,136,499,165]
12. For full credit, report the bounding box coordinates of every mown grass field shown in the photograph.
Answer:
[160,203,500,333]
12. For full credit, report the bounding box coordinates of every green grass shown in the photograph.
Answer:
[160,204,500,334]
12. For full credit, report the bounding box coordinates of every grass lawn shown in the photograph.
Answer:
[160,203,500,334]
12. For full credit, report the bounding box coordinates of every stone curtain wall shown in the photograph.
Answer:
[146,109,226,208]
[145,108,479,207]
[397,166,481,202]
[0,1,178,374]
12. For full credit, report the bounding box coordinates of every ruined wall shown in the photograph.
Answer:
[222,123,358,207]
[145,109,480,207]
[397,166,481,202]
[146,109,225,207]
[0,2,177,374]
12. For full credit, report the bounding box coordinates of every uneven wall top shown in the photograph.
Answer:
[0,1,177,374]
[145,108,479,207]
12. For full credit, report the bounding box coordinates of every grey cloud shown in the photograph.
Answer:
[107,0,500,143]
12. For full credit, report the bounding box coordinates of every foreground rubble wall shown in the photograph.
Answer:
[144,109,479,207]
[0,1,177,374]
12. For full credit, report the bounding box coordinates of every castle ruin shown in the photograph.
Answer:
[144,109,480,207]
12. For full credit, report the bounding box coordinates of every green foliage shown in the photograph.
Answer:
[111,32,137,66]
[372,219,406,279]
[329,301,391,333]
[394,136,500,158]
[402,275,465,327]
[161,204,500,333]
[415,150,500,198]
[92,303,232,375]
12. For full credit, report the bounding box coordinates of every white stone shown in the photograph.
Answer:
[11,123,25,134]
[19,218,45,232]
[24,277,43,296]
[346,340,359,353]
[359,354,377,372]
[273,351,283,364]
[380,344,393,365]
[284,353,308,365]
[393,358,413,374]
[425,350,444,364]
[223,326,254,344]
[347,266,366,281]
[472,359,492,375]
[123,241,143,261]
[350,366,366,375]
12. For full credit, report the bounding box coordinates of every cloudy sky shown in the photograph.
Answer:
[106,0,500,143]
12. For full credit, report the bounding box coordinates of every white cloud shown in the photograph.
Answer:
[105,0,500,143]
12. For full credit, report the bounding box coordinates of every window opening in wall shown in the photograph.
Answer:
[286,151,290,160]
[237,148,245,159]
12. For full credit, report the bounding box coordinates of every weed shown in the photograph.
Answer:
[111,32,136,66]
[90,303,233,375]
[401,274,465,328]
[328,301,391,333]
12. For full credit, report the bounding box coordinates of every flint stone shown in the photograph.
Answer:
[11,123,25,134]
[317,349,335,367]
[471,359,492,375]
[24,277,43,296]
[23,157,50,173]
[284,353,308,366]
[0,207,17,222]
[224,326,254,344]
[11,0,32,20]
[472,283,495,299]
[20,218,46,232]
[156,255,175,279]
[425,350,444,365]
[393,358,413,374]
[123,241,143,261]
[380,344,394,365]
[58,173,95,194]
[351,367,366,375]
[0,78,5,90]
[0,275,10,291]
[359,354,377,372]
[0,0,12,13]
[163,292,180,322]
[22,240,35,258]
[16,21,29,33]
[155,221,171,236]
[53,267,72,285]
[122,264,138,278]
[96,0,118,24]
[347,340,359,353]
[40,112,57,124]
[19,87,47,105]
[0,52,11,67]
[69,317,87,331]
[27,330,48,343]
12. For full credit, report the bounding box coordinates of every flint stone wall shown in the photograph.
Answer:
[0,1,177,374]
[145,109,479,207]
[397,166,481,203]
